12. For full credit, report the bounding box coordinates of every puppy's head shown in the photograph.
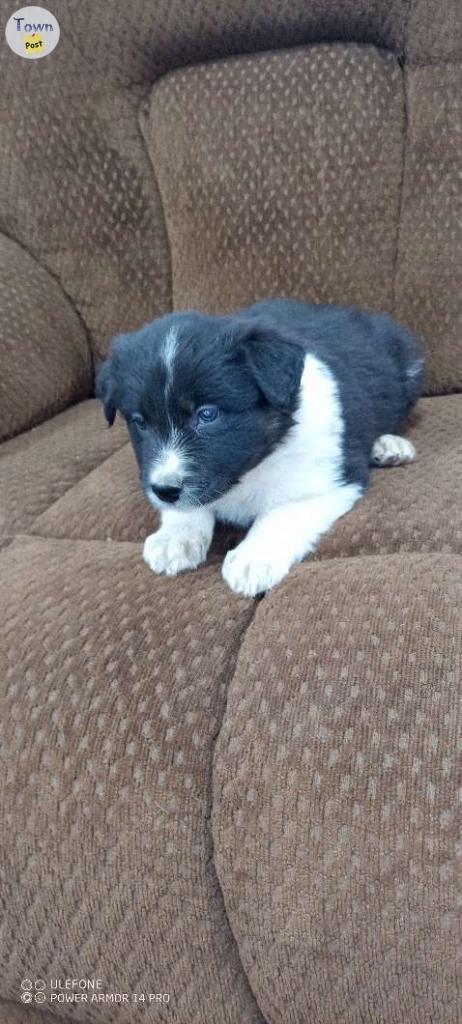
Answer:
[97,310,304,510]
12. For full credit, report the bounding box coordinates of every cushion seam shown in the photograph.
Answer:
[24,442,130,537]
[208,593,268,1024]
[0,229,95,402]
[210,548,462,1019]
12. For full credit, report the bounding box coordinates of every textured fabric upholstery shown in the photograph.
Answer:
[148,45,404,317]
[0,402,127,544]
[0,538,259,1023]
[0,0,461,381]
[0,5,172,360]
[0,1002,58,1024]
[214,553,462,1023]
[0,1,461,1021]
[407,0,462,63]
[0,235,92,441]
[395,64,462,394]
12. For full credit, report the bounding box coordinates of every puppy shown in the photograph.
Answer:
[97,299,424,597]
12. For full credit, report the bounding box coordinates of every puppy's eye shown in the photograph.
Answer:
[197,405,218,424]
[130,413,146,430]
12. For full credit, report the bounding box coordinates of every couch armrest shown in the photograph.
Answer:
[0,235,92,442]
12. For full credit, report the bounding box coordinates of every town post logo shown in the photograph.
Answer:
[5,6,59,59]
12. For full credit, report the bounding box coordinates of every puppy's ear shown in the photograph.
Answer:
[236,320,304,410]
[96,358,116,426]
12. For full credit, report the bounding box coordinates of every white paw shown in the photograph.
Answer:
[143,530,209,576]
[222,544,291,597]
[371,434,416,467]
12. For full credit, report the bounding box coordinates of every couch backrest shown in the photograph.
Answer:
[1,0,460,393]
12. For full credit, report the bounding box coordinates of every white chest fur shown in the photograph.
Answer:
[213,354,345,527]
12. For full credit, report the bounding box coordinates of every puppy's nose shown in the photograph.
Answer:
[151,483,182,504]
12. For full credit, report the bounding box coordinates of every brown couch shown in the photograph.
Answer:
[0,2,461,1022]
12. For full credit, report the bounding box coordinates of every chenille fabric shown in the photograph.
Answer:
[147,45,404,318]
[0,1002,58,1024]
[0,235,92,442]
[395,65,462,394]
[0,1,461,1022]
[0,538,260,1024]
[0,402,128,544]
[213,553,462,1023]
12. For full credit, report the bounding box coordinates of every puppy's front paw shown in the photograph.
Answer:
[222,543,291,597]
[143,530,209,577]
[372,434,416,467]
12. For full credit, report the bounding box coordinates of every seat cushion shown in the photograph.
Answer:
[0,536,261,1023]
[315,394,462,559]
[0,400,128,544]
[0,236,92,443]
[148,44,404,319]
[0,1000,58,1024]
[395,64,462,393]
[146,39,462,395]
[30,396,462,561]
[213,552,462,1024]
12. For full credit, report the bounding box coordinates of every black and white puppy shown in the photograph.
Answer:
[97,299,424,597]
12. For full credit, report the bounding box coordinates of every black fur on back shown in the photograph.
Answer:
[240,299,425,487]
